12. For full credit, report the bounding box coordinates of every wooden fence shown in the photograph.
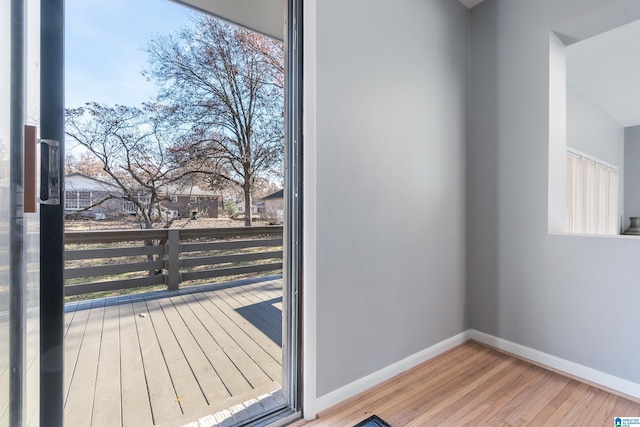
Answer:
[64,226,283,296]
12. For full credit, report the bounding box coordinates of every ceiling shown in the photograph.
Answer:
[175,0,487,42]
[458,0,486,9]
[566,19,640,127]
[174,0,285,40]
[174,0,640,128]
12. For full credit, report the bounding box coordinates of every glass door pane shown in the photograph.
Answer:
[0,0,11,421]
[0,0,40,425]
[25,0,41,424]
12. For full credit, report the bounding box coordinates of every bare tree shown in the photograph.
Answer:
[252,176,280,200]
[65,151,106,177]
[145,15,284,226]
[65,102,209,229]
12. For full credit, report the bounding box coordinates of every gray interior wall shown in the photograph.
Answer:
[566,83,625,226]
[566,84,624,167]
[468,0,640,385]
[314,0,469,397]
[624,125,640,229]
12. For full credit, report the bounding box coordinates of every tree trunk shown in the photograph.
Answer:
[142,210,155,275]
[243,182,252,226]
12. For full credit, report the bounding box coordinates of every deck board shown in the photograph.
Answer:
[156,296,231,404]
[168,294,251,397]
[193,291,281,377]
[222,284,282,331]
[63,301,92,402]
[64,277,283,427]
[131,297,183,424]
[91,302,122,427]
[119,297,154,427]
[183,292,273,387]
[203,293,282,361]
[64,299,105,425]
[143,297,209,417]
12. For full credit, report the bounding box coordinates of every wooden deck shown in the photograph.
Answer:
[63,276,283,427]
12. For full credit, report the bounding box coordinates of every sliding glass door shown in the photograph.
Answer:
[1,0,41,425]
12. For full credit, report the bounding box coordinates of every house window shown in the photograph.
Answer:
[123,194,150,214]
[190,196,197,203]
[65,190,92,210]
[171,195,178,203]
[123,201,136,213]
[566,149,618,234]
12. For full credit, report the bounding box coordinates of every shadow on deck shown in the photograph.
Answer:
[63,276,283,427]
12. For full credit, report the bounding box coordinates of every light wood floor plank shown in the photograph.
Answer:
[393,349,512,426]
[486,370,570,425]
[570,388,610,427]
[444,359,538,426]
[290,342,640,427]
[413,357,519,426]
[313,343,494,427]
[610,397,633,419]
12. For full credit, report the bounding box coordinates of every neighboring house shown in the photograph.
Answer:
[65,173,222,219]
[262,189,284,222]
[64,173,124,220]
[236,199,265,215]
[159,184,222,219]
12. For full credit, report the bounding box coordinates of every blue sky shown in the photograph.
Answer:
[65,0,193,108]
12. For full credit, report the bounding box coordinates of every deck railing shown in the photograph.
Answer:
[64,226,283,296]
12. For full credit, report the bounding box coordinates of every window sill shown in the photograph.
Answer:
[548,231,640,239]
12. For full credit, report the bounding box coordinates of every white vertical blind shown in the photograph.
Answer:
[582,158,597,234]
[566,153,580,233]
[597,164,609,234]
[565,149,618,235]
[608,168,619,234]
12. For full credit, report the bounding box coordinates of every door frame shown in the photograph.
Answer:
[39,0,66,425]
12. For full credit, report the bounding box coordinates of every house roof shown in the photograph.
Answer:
[65,173,220,197]
[65,173,121,192]
[162,183,221,198]
[262,189,283,200]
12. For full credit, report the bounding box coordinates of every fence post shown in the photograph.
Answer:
[166,229,180,291]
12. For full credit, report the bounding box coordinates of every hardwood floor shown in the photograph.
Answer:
[291,341,640,427]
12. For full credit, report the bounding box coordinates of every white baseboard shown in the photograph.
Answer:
[315,331,470,412]
[469,329,640,401]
